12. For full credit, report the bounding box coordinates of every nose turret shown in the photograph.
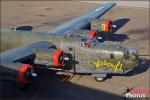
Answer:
[123,47,139,73]
[125,47,139,60]
[124,47,138,60]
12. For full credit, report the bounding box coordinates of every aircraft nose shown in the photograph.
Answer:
[128,47,139,62]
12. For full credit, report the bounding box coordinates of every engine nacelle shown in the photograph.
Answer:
[90,30,98,38]
[0,63,37,84]
[91,19,114,33]
[35,48,65,68]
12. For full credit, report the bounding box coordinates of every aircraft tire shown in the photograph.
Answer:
[94,77,106,82]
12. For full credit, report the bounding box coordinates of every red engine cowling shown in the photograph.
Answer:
[91,19,113,33]
[35,49,65,68]
[90,30,98,38]
[0,63,37,84]
[18,64,35,84]
[53,49,64,67]
[89,30,103,40]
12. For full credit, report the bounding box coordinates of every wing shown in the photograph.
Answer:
[0,41,64,84]
[48,3,116,35]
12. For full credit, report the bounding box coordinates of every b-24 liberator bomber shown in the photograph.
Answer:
[0,2,139,88]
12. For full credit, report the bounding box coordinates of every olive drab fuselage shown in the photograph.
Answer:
[1,29,139,74]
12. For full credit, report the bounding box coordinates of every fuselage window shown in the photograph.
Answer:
[110,54,114,59]
[68,47,73,51]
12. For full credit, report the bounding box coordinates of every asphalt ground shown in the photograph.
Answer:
[1,1,149,100]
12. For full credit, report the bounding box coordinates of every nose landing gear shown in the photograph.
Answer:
[92,74,107,82]
[94,77,106,82]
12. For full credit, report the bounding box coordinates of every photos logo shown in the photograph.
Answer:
[122,87,149,99]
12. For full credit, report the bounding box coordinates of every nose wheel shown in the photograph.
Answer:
[94,77,106,82]
[92,74,107,82]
